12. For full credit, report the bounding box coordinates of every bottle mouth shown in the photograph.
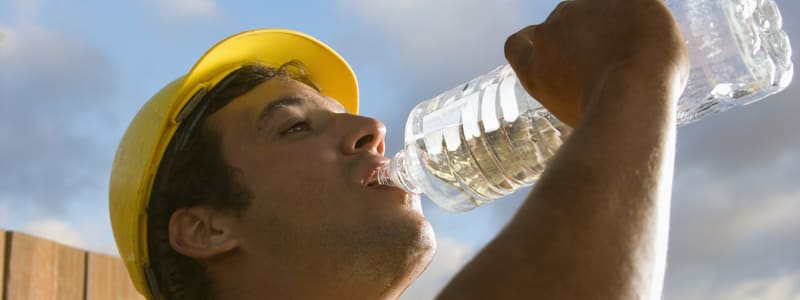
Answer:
[377,150,423,195]
[374,160,398,187]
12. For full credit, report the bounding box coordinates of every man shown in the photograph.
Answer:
[109,0,689,299]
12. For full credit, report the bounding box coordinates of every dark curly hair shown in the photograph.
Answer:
[147,62,320,300]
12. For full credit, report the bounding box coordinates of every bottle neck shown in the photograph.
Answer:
[376,149,421,194]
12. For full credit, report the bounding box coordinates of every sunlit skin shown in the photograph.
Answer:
[166,0,690,298]
[168,78,435,300]
[439,0,688,298]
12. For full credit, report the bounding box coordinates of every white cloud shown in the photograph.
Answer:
[0,203,8,226]
[18,216,117,256]
[666,272,800,300]
[22,218,86,249]
[665,155,800,300]
[0,3,117,260]
[668,159,800,259]
[401,237,474,300]
[721,192,800,245]
[719,272,800,300]
[0,25,114,99]
[9,0,42,25]
[336,0,550,85]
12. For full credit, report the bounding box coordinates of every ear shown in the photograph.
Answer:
[168,206,240,259]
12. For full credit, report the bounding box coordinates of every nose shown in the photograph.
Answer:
[338,114,386,156]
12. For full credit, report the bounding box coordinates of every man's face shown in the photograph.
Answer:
[206,77,435,282]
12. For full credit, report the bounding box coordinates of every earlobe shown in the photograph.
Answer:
[168,206,240,259]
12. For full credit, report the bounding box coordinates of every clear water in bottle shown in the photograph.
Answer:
[378,66,571,212]
[377,0,793,212]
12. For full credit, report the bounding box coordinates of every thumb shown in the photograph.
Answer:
[504,25,537,73]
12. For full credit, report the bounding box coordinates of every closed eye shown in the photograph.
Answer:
[281,120,311,135]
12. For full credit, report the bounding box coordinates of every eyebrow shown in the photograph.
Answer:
[257,96,307,131]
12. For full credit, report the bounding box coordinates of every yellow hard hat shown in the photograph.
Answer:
[108,28,358,298]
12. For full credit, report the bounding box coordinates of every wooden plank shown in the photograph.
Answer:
[86,252,145,300]
[1,228,6,298]
[4,231,86,300]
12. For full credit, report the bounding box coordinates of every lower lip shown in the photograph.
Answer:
[368,183,408,193]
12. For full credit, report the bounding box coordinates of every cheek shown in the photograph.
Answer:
[273,145,340,183]
[246,146,347,209]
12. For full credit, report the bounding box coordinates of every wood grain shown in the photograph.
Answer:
[86,252,145,300]
[4,231,85,300]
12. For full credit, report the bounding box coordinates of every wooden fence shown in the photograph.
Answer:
[1,228,144,300]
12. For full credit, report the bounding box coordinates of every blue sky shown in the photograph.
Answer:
[1,0,799,299]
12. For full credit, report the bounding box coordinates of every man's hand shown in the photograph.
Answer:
[504,0,689,127]
[437,1,688,299]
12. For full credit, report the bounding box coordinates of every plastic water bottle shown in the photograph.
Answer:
[377,0,794,212]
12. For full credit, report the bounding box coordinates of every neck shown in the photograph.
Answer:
[207,247,427,300]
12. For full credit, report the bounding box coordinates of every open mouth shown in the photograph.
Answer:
[363,167,382,187]
[360,157,409,195]
[363,165,407,194]
[365,176,380,187]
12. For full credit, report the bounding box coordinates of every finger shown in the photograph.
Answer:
[504,25,537,72]
[545,0,575,23]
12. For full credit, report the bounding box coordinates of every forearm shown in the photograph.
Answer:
[439,62,680,299]
[511,63,677,298]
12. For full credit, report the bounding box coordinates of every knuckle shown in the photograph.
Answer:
[546,0,575,22]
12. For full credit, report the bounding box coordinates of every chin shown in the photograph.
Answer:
[381,203,436,260]
[333,207,436,292]
[416,220,437,264]
[397,220,437,290]
[400,210,437,271]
